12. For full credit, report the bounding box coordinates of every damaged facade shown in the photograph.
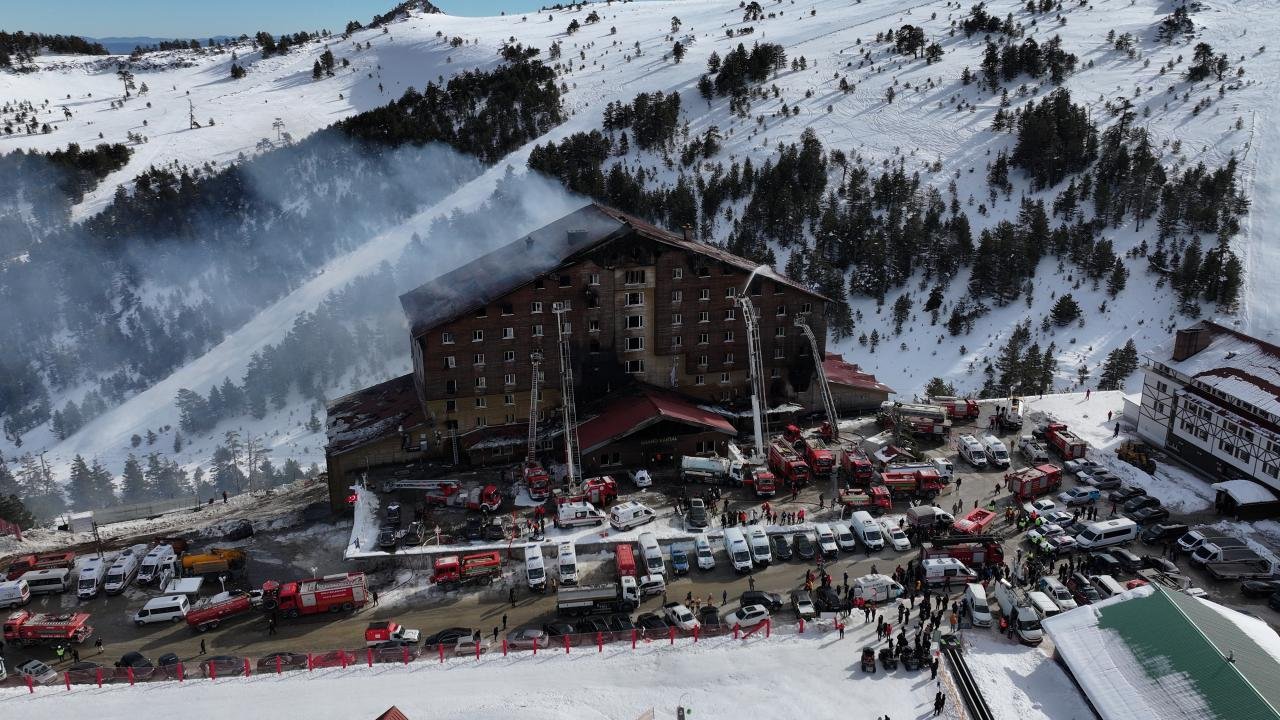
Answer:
[325,204,831,509]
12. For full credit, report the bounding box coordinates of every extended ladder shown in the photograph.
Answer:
[553,305,583,489]
[527,352,543,462]
[795,315,839,441]
[737,294,768,459]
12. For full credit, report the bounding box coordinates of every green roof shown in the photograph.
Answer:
[1096,587,1280,720]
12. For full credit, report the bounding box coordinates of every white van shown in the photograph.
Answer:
[980,435,1010,469]
[137,545,177,585]
[851,574,903,603]
[694,535,716,570]
[133,595,191,626]
[964,583,992,628]
[1074,518,1138,550]
[0,579,31,609]
[557,542,579,586]
[1090,574,1126,598]
[957,435,987,468]
[922,558,978,586]
[747,527,772,566]
[1036,577,1078,611]
[556,502,605,528]
[525,545,547,592]
[723,528,753,573]
[992,579,1042,645]
[1026,590,1061,618]
[104,543,149,595]
[609,501,656,530]
[849,511,884,551]
[813,524,839,558]
[22,568,71,596]
[638,532,665,577]
[832,522,858,552]
[638,574,667,598]
[77,556,111,600]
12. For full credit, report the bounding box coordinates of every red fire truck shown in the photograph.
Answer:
[878,467,945,500]
[425,483,503,513]
[837,486,892,515]
[784,425,835,477]
[768,439,811,487]
[1005,464,1063,500]
[185,590,263,632]
[554,476,619,506]
[920,535,1004,567]
[5,551,76,581]
[3,610,93,646]
[432,551,503,588]
[839,447,875,485]
[952,507,997,535]
[928,396,981,420]
[1044,423,1087,460]
[742,467,778,498]
[523,461,553,501]
[879,402,952,436]
[261,572,368,618]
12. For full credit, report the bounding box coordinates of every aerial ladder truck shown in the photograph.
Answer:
[522,352,552,500]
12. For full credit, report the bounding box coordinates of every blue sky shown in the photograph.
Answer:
[5,0,550,39]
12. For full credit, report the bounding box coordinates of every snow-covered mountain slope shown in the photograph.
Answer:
[4,0,1277,484]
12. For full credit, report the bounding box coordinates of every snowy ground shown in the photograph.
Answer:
[964,632,1096,720]
[0,615,1089,720]
[5,0,1280,488]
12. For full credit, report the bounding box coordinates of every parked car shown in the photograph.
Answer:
[724,604,770,628]
[790,590,817,619]
[697,605,722,628]
[1027,524,1067,544]
[201,655,244,676]
[792,533,816,560]
[882,523,911,552]
[630,469,653,488]
[423,627,474,647]
[670,547,691,575]
[1023,498,1057,514]
[740,590,784,612]
[310,650,357,668]
[1109,548,1143,572]
[115,652,153,669]
[1079,470,1122,490]
[377,525,399,550]
[1140,556,1180,574]
[686,498,709,530]
[1058,487,1101,507]
[1140,522,1189,545]
[1067,573,1101,605]
[1088,552,1123,575]
[772,535,793,561]
[662,602,700,631]
[1123,496,1162,514]
[1044,510,1075,526]
[17,659,58,685]
[66,661,104,682]
[1064,458,1100,474]
[636,613,668,631]
[1242,579,1280,598]
[1109,486,1147,504]
[1128,506,1171,524]
[542,622,576,638]
[371,641,420,663]
[257,652,308,670]
[453,636,491,656]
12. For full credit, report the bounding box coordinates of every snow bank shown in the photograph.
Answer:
[963,632,1096,720]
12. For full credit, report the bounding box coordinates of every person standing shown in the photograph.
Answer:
[933,691,946,717]
[199,639,206,655]
[502,613,508,630]
[95,637,104,655]
[930,657,939,679]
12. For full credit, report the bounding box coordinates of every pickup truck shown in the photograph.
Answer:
[1018,435,1050,463]
[1205,557,1277,581]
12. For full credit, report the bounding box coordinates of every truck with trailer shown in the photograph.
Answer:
[928,396,981,420]
[1005,464,1064,500]
[185,590,264,632]
[181,548,247,577]
[3,610,93,646]
[5,552,76,581]
[783,425,835,478]
[424,484,503,513]
[1018,435,1051,463]
[555,578,640,617]
[432,552,504,588]
[921,535,1004,568]
[837,486,892,515]
[681,455,737,484]
[878,467,945,501]
[1044,423,1088,460]
[839,447,875,485]
[261,572,368,618]
[768,440,812,488]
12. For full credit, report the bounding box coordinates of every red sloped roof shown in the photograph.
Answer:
[376,707,409,720]
[823,353,895,394]
[577,387,736,454]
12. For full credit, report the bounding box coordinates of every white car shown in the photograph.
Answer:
[1022,498,1057,515]
[1044,510,1074,526]
[881,522,911,552]
[17,659,57,685]
[1058,487,1101,506]
[724,604,770,628]
[790,590,817,619]
[630,469,653,488]
[1026,524,1066,544]
[662,602,700,631]
[453,636,492,656]
[693,536,716,570]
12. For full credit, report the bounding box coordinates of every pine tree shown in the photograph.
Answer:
[1050,294,1081,326]
[120,454,147,504]
[312,61,323,79]
[68,455,94,510]
[1097,340,1139,390]
[173,432,183,453]
[924,377,956,397]
[672,41,686,63]
[1107,258,1128,297]
[88,458,117,507]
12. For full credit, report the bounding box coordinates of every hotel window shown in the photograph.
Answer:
[720,372,731,384]
[625,292,644,307]
[474,307,488,318]
[696,266,710,278]
[504,394,515,406]
[445,399,457,413]
[699,311,710,323]
[534,278,545,290]
[504,350,516,362]
[589,273,600,286]
[672,267,684,280]
[724,308,736,321]
[472,329,484,342]
[775,327,786,337]
[589,319,601,333]
[773,348,785,359]
[723,330,735,343]
[672,290,683,303]
[505,414,516,424]
[502,327,515,340]
[672,313,683,326]
[672,336,683,348]
[625,270,646,285]
[445,380,457,394]
[699,288,710,301]
[801,302,813,313]
[532,324,544,337]
[444,356,456,369]
[776,305,786,316]
[473,353,485,366]
[625,337,645,352]
[475,397,487,409]
[475,377,486,389]
[441,331,455,344]
[530,301,543,314]
[695,374,705,386]
[698,333,709,345]
[504,374,516,386]
[770,368,781,378]
[626,315,645,329]
[475,416,488,428]
[725,287,736,299]
[500,303,513,316]
[559,274,571,287]
[560,321,572,335]
[724,352,735,364]
[1265,462,1280,479]
[625,359,645,373]
[698,354,709,367]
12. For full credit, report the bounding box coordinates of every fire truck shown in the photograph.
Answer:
[837,486,892,515]
[1005,464,1063,500]
[879,401,952,436]
[432,551,503,588]
[928,396,981,420]
[878,467,945,500]
[783,425,835,477]
[3,611,93,646]
[768,439,811,487]
[1044,423,1087,459]
[553,476,619,506]
[261,572,368,619]
[185,590,263,632]
[838,447,875,485]
[424,483,503,513]
[919,535,1004,568]
[952,507,997,535]
[523,461,552,501]
[364,620,420,646]
[5,552,76,581]
[742,467,777,498]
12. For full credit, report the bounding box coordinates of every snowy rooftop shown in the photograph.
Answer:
[823,353,895,394]
[326,374,425,456]
[1153,322,1280,419]
[1210,479,1278,505]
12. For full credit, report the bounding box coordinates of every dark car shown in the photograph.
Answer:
[1241,579,1280,598]
[697,605,722,628]
[1270,591,1280,612]
[542,622,576,638]
[223,519,254,541]
[792,533,816,560]
[813,585,847,612]
[636,613,668,631]
[257,651,308,671]
[1128,506,1171,524]
[1123,496,1162,514]
[423,627,474,646]
[115,651,152,669]
[1067,573,1101,605]
[201,655,243,677]
[1108,486,1147,504]
[1140,522,1189,545]
[576,617,609,634]
[400,521,426,547]
[687,499,709,530]
[1088,552,1123,575]
[1109,548,1143,572]
[741,590,784,612]
[1141,556,1180,574]
[66,661,104,683]
[463,515,484,540]
[372,641,420,663]
[771,535,793,561]
[605,615,636,633]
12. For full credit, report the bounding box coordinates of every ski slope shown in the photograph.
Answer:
[3,0,1278,481]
